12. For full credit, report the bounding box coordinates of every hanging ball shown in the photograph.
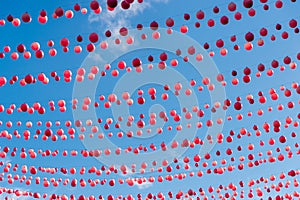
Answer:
[243,0,253,8]
[55,7,64,17]
[107,0,118,9]
[90,1,100,10]
[21,12,31,23]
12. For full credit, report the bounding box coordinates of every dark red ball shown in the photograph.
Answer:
[90,1,100,10]
[55,7,64,17]
[243,0,253,8]
[107,0,118,8]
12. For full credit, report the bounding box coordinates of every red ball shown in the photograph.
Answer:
[275,24,282,30]
[40,9,47,17]
[283,56,291,64]
[44,129,52,137]
[21,12,31,23]
[220,16,229,25]
[90,1,100,10]
[35,50,44,58]
[245,32,254,42]
[216,39,224,48]
[60,38,69,47]
[234,102,242,110]
[89,33,99,43]
[74,3,81,11]
[230,35,236,42]
[243,67,251,75]
[137,97,145,104]
[279,135,286,143]
[136,24,143,30]
[107,0,118,8]
[119,27,128,36]
[20,103,29,112]
[297,53,300,60]
[24,74,33,84]
[159,52,168,61]
[166,18,174,27]
[50,71,56,78]
[38,107,45,114]
[7,14,13,22]
[296,86,300,94]
[184,13,190,20]
[260,28,268,36]
[121,1,130,9]
[273,120,281,127]
[243,0,253,8]
[275,0,283,8]
[17,44,26,53]
[196,10,205,20]
[108,179,115,186]
[147,55,153,62]
[248,8,256,16]
[150,21,159,30]
[288,170,296,177]
[257,63,265,71]
[137,120,145,128]
[287,101,294,108]
[77,35,83,42]
[289,19,298,28]
[203,43,209,49]
[105,30,112,37]
[207,19,215,27]
[228,2,237,11]
[86,43,95,52]
[282,31,289,39]
[284,89,291,97]
[224,99,231,106]
[263,4,269,10]
[55,7,64,17]
[234,12,242,20]
[213,6,219,13]
[271,60,279,68]
[243,75,251,83]
[132,58,142,67]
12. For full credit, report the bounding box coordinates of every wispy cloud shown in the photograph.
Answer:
[88,0,169,35]
[86,0,170,63]
[3,157,11,164]
[87,52,105,62]
[0,187,31,200]
[135,181,153,190]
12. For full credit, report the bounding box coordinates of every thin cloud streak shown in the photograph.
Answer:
[88,0,169,35]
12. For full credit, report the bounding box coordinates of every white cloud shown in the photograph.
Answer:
[3,157,11,164]
[152,0,169,2]
[88,0,169,35]
[0,187,31,200]
[136,181,153,190]
[87,52,105,62]
[86,0,170,63]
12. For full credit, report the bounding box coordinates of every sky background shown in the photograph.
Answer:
[0,0,300,199]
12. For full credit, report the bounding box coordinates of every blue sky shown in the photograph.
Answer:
[0,0,300,199]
